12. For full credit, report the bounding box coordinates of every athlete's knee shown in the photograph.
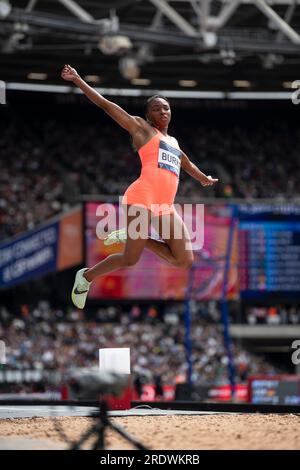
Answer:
[176,253,194,269]
[121,254,141,267]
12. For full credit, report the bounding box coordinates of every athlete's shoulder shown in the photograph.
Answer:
[132,116,154,135]
[133,116,148,127]
[169,135,180,148]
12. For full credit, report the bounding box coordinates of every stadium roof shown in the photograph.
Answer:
[1,0,300,92]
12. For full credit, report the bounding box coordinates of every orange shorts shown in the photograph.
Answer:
[122,172,177,217]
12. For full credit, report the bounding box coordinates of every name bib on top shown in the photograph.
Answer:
[158,140,182,177]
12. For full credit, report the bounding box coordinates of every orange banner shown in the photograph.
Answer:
[57,208,83,270]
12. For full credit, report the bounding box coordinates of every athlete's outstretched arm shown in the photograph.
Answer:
[61,64,142,134]
[181,152,218,186]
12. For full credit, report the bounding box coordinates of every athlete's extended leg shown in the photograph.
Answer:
[84,209,150,281]
[71,208,150,308]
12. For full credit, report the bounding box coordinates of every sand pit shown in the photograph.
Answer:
[0,414,300,450]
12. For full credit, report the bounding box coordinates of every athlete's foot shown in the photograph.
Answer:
[104,228,127,246]
[71,268,91,309]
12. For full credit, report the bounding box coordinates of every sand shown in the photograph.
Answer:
[0,414,300,450]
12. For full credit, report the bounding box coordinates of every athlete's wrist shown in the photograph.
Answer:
[200,174,208,184]
[72,74,82,85]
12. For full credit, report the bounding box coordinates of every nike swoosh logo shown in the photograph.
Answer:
[74,287,88,295]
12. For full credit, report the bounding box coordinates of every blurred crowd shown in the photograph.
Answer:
[0,301,280,388]
[246,305,300,325]
[0,120,70,240]
[1,109,300,241]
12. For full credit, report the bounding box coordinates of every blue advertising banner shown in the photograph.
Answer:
[238,204,300,298]
[0,223,59,288]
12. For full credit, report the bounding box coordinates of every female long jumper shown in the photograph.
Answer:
[61,65,218,308]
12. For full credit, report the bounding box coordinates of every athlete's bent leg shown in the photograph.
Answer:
[146,211,194,268]
[145,238,179,265]
[159,211,194,268]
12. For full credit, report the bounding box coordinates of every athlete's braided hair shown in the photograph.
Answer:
[146,95,170,125]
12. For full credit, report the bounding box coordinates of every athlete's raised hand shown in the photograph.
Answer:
[60,64,143,136]
[201,175,219,186]
[61,64,79,82]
